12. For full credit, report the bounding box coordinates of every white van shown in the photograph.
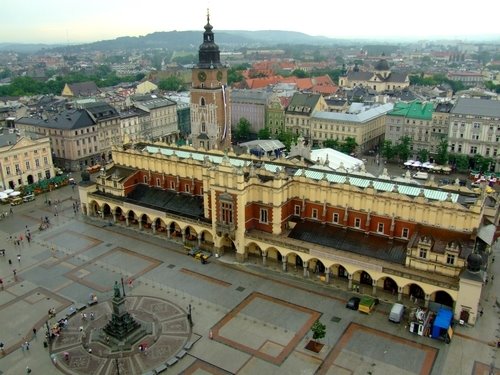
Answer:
[413,171,429,180]
[389,303,405,323]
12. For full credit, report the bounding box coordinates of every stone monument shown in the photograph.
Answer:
[99,280,148,351]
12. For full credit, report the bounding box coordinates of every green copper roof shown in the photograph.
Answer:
[387,101,433,120]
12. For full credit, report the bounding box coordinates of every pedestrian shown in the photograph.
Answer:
[9,207,13,214]
[25,341,30,351]
[26,366,31,374]
[13,269,17,278]
[8,259,12,265]
[480,308,484,317]
[0,278,3,290]
[32,327,37,337]
[17,254,21,262]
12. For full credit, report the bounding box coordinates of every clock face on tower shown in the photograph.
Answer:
[217,70,223,81]
[198,71,207,82]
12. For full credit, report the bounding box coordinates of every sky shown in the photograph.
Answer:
[2,0,500,44]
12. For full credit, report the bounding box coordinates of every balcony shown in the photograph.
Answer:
[216,222,236,238]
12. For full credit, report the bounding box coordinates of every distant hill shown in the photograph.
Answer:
[4,30,336,54]
[0,43,65,53]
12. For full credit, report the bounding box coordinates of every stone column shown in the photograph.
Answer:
[372,279,377,295]
[101,211,105,219]
[348,273,353,290]
[197,234,202,247]
[167,227,171,239]
[125,217,129,227]
[262,251,267,266]
[182,232,186,244]
[398,286,403,301]
[424,294,430,308]
[112,212,117,223]
[325,271,330,283]
[138,220,142,230]
[303,261,309,278]
[152,223,156,234]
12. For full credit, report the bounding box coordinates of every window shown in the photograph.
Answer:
[25,161,30,170]
[402,228,409,239]
[470,146,477,154]
[354,218,361,228]
[156,178,161,187]
[5,166,10,175]
[143,176,148,183]
[294,205,300,216]
[170,181,175,190]
[260,208,268,223]
[201,122,206,133]
[446,254,455,265]
[377,223,384,233]
[419,248,427,259]
[333,213,339,223]
[221,202,233,224]
[185,184,190,193]
[35,159,40,167]
[311,209,318,220]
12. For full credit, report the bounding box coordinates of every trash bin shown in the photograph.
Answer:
[43,341,48,348]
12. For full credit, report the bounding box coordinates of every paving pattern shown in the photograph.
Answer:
[317,322,438,375]
[51,295,192,375]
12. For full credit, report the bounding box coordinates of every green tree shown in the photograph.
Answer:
[396,136,412,161]
[472,154,494,173]
[227,67,244,85]
[323,138,340,150]
[381,140,396,161]
[258,127,271,140]
[311,320,326,342]
[158,76,184,91]
[451,154,469,173]
[277,129,297,152]
[435,139,449,165]
[235,117,251,140]
[417,148,429,163]
[340,137,358,155]
[291,69,308,78]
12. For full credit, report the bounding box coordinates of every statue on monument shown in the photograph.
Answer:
[113,280,121,298]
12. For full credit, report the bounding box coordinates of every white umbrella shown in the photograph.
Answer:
[9,191,21,196]
[412,161,422,167]
[403,160,414,166]
[0,192,8,199]
[3,189,14,194]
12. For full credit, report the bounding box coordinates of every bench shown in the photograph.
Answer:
[175,350,187,359]
[166,357,178,367]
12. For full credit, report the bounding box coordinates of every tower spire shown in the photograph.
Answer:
[207,8,210,24]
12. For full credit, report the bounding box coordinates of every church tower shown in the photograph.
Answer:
[190,10,231,150]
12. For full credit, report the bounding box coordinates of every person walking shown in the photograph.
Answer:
[17,254,21,262]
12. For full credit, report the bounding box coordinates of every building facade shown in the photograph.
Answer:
[79,143,494,326]
[0,132,54,190]
[230,89,269,134]
[284,93,328,141]
[448,98,500,172]
[310,103,393,152]
[385,101,434,154]
[15,104,118,171]
[339,59,410,93]
[190,13,231,150]
[127,95,178,143]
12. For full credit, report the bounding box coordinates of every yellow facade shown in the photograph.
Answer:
[79,143,491,325]
[0,136,54,190]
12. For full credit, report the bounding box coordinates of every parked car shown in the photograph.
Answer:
[22,193,35,202]
[389,303,405,323]
[346,297,360,310]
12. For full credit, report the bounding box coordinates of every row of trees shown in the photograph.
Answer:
[380,136,495,173]
[409,73,466,93]
[0,66,145,96]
